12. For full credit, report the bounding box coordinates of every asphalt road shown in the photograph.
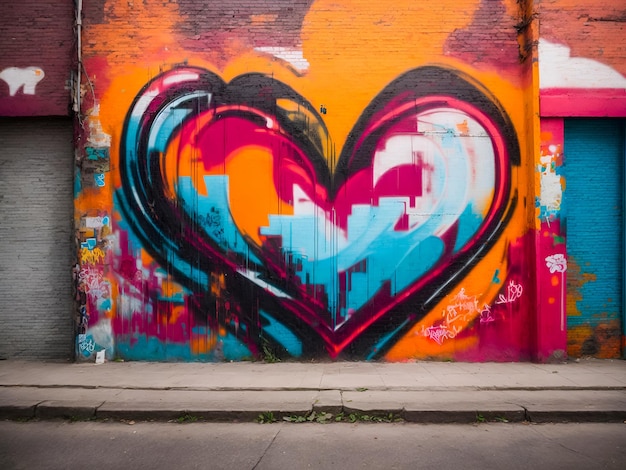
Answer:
[1,420,625,469]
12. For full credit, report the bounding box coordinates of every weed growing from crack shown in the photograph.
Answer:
[12,416,35,423]
[282,411,403,424]
[68,415,97,423]
[257,411,277,424]
[261,341,281,363]
[176,414,199,424]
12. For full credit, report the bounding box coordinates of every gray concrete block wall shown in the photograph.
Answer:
[0,118,74,359]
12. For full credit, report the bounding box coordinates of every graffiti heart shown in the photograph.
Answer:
[117,65,519,358]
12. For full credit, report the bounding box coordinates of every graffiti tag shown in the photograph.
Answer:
[479,305,496,324]
[78,335,95,354]
[78,265,110,300]
[80,247,105,265]
[420,288,484,344]
[444,288,479,324]
[495,280,523,305]
[80,238,97,250]
[81,216,110,229]
[94,173,105,187]
[86,147,110,161]
[425,325,460,345]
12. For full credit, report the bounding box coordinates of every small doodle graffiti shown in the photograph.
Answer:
[80,247,106,265]
[443,288,480,325]
[80,146,110,189]
[78,265,111,309]
[80,238,97,250]
[546,253,568,330]
[424,324,458,345]
[479,305,496,324]
[546,254,567,274]
[81,216,110,230]
[94,173,105,187]
[495,280,523,305]
[78,334,96,355]
[420,287,486,344]
[420,278,525,345]
[78,266,104,295]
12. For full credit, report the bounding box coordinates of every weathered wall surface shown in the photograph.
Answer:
[68,0,625,361]
[0,2,74,116]
[75,0,539,362]
[537,0,626,358]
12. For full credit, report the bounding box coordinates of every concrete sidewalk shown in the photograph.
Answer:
[1,358,625,423]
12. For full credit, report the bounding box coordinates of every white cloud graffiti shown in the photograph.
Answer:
[539,39,626,89]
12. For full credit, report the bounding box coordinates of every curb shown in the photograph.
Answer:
[3,402,626,424]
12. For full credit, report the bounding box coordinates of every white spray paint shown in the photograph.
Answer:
[0,66,45,95]
[539,39,626,89]
[254,47,310,72]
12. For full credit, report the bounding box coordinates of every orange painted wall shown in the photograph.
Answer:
[71,0,623,362]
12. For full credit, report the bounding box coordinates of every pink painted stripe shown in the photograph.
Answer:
[540,88,626,117]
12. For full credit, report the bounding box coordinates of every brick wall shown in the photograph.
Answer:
[0,1,74,116]
[72,0,545,362]
[538,0,626,77]
[1,0,623,362]
[537,0,626,358]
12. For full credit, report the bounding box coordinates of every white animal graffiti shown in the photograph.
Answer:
[0,66,45,96]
